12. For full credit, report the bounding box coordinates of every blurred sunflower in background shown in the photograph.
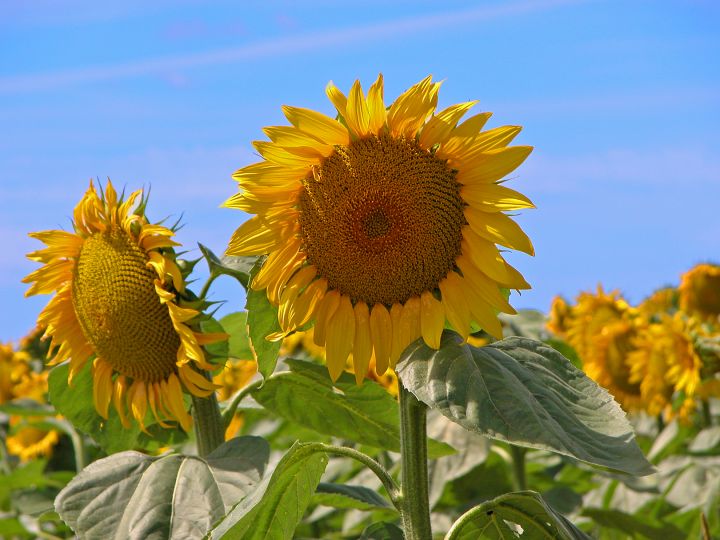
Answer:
[1,341,60,462]
[24,181,224,432]
[628,313,703,418]
[563,288,644,412]
[213,359,257,439]
[679,263,720,324]
[225,75,533,381]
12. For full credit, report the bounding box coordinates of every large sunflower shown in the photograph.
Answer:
[24,181,221,431]
[225,75,533,380]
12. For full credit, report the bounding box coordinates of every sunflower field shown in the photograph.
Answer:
[2,76,719,540]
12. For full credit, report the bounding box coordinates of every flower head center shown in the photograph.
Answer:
[298,134,465,306]
[71,227,179,383]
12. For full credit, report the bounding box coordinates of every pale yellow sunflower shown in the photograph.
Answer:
[225,75,533,381]
[6,417,60,462]
[566,287,643,412]
[24,181,223,432]
[679,263,720,323]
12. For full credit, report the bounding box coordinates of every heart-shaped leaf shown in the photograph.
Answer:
[397,332,653,476]
[55,436,269,540]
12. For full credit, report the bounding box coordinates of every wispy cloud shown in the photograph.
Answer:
[0,0,587,93]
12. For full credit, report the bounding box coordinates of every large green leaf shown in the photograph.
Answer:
[253,359,453,457]
[397,332,654,476]
[445,491,590,539]
[220,311,253,360]
[245,284,282,380]
[47,362,141,453]
[210,441,329,540]
[55,436,269,540]
[427,410,490,508]
[359,522,404,539]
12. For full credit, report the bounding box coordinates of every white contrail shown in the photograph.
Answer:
[0,0,588,93]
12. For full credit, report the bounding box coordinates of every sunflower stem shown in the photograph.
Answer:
[192,389,225,458]
[510,445,527,491]
[398,379,432,540]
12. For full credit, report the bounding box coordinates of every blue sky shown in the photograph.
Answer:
[1,0,719,341]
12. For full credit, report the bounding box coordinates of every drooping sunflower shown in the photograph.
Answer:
[566,287,644,412]
[225,75,533,380]
[24,181,222,431]
[679,263,720,323]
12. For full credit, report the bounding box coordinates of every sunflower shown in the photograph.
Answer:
[565,287,644,412]
[225,75,533,381]
[24,181,222,432]
[6,417,60,462]
[0,343,30,404]
[637,287,677,319]
[628,314,704,418]
[679,263,720,323]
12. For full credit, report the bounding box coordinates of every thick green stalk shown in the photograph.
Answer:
[398,380,432,540]
[192,388,225,458]
[510,445,527,491]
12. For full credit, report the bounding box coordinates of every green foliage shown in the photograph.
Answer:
[48,362,142,453]
[313,482,394,511]
[220,311,253,359]
[397,332,654,476]
[252,358,453,457]
[210,441,329,540]
[245,281,283,380]
[445,491,591,539]
[198,243,257,289]
[55,436,269,540]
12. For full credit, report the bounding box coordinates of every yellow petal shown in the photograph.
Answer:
[253,141,320,167]
[326,81,348,116]
[252,237,302,290]
[227,215,294,256]
[458,146,534,185]
[461,228,510,284]
[147,383,172,428]
[388,303,404,368]
[278,266,317,330]
[420,291,445,349]
[263,125,326,149]
[267,251,305,305]
[461,184,535,212]
[345,80,371,137]
[398,296,421,353]
[369,303,392,376]
[366,74,386,134]
[313,289,341,347]
[387,76,439,138]
[438,112,494,157]
[456,256,516,314]
[113,376,131,429]
[165,374,192,432]
[325,295,355,381]
[499,261,531,290]
[439,272,471,340]
[282,105,350,146]
[232,161,305,186]
[352,302,372,384]
[129,380,149,432]
[287,278,328,330]
[465,207,535,256]
[464,285,504,339]
[92,358,113,419]
[419,100,477,148]
[23,259,74,296]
